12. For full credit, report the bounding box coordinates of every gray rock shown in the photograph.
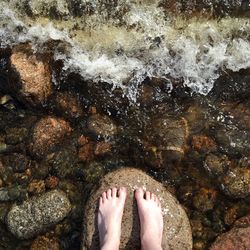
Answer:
[82,167,192,250]
[6,190,71,239]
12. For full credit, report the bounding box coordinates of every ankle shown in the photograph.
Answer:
[101,238,120,250]
[141,238,162,250]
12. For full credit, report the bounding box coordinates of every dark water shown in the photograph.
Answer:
[0,1,250,249]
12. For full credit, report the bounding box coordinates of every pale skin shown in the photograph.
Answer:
[98,187,163,250]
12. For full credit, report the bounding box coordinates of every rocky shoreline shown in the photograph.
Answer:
[0,40,249,250]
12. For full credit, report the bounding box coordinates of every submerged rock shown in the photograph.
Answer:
[6,190,71,239]
[82,167,192,250]
[87,114,118,138]
[52,92,84,120]
[29,116,72,158]
[10,44,52,107]
[30,235,60,250]
[222,168,250,199]
[204,154,230,177]
[143,116,189,168]
[209,226,250,250]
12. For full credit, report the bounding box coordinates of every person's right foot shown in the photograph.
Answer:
[135,188,163,250]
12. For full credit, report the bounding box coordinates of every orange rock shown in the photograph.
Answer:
[10,44,52,106]
[224,207,237,226]
[78,135,89,146]
[78,143,95,162]
[28,179,46,194]
[30,235,59,250]
[29,116,72,158]
[45,176,59,189]
[192,135,217,152]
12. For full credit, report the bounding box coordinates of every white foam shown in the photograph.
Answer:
[1,1,250,101]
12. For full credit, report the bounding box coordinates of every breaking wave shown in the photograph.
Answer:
[1,0,250,101]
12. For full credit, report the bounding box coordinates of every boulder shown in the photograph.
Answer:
[10,44,52,106]
[82,167,192,250]
[6,190,71,239]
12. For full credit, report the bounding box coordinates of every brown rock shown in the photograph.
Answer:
[10,44,52,106]
[193,188,217,212]
[78,143,95,162]
[82,168,192,250]
[94,141,112,156]
[224,207,237,226]
[54,92,84,119]
[204,154,230,177]
[222,168,250,199]
[28,180,46,194]
[78,135,89,146]
[45,176,59,189]
[209,227,250,250]
[192,135,217,153]
[234,214,250,228]
[0,178,3,188]
[31,235,59,250]
[87,114,118,138]
[143,116,189,168]
[29,116,72,158]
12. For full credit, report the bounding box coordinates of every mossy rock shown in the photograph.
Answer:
[82,167,192,250]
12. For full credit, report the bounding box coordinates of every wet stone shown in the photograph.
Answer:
[28,179,46,194]
[5,127,28,145]
[53,92,84,119]
[209,226,250,250]
[30,235,60,250]
[29,116,72,158]
[6,190,71,239]
[204,154,230,177]
[94,141,112,156]
[45,176,59,189]
[193,188,217,212]
[214,124,250,156]
[87,114,118,138]
[4,153,30,173]
[192,135,217,153]
[82,167,192,250]
[143,116,189,168]
[50,145,79,178]
[10,44,52,107]
[222,167,250,199]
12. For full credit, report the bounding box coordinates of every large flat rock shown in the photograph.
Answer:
[82,167,192,250]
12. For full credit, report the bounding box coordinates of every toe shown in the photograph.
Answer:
[102,191,107,201]
[146,191,151,200]
[107,189,112,199]
[135,188,144,201]
[112,187,117,197]
[151,193,156,201]
[118,187,127,199]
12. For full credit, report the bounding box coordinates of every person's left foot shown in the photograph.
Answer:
[98,187,127,250]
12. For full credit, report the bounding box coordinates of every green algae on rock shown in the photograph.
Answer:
[82,167,192,250]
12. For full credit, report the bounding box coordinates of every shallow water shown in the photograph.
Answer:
[0,0,250,249]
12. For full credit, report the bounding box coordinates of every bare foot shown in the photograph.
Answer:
[135,188,163,250]
[98,187,127,250]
